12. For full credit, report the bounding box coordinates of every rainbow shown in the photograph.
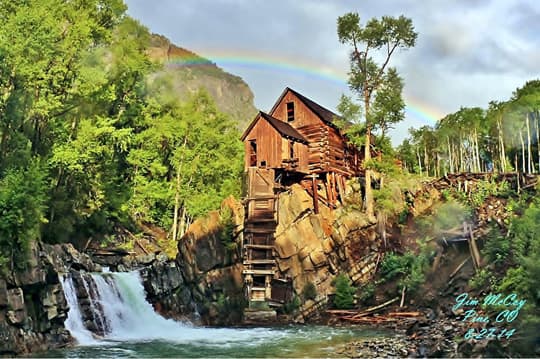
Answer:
[166,48,445,127]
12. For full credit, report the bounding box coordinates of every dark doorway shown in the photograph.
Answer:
[249,140,257,166]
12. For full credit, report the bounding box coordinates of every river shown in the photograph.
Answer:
[46,271,388,358]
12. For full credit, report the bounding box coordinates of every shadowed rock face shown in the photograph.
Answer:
[0,242,96,356]
[174,196,246,325]
[147,34,258,130]
[176,183,382,323]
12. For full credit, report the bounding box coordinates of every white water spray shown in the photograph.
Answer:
[61,275,98,345]
[60,271,276,346]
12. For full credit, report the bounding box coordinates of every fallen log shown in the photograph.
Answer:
[326,309,357,315]
[387,312,422,317]
[350,297,400,319]
[449,257,469,279]
[340,316,394,323]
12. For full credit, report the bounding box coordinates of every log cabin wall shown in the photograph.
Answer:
[270,90,361,176]
[243,112,310,174]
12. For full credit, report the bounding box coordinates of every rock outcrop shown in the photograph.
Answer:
[173,182,382,324]
[147,34,258,129]
[173,196,246,325]
[0,240,196,355]
[0,241,100,356]
[274,183,379,320]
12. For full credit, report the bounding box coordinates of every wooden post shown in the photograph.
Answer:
[400,286,406,308]
[464,222,481,271]
[311,174,319,214]
[469,225,482,268]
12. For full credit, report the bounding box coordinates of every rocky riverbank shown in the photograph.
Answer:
[0,241,194,356]
[338,314,517,358]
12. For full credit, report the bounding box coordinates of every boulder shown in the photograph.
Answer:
[7,288,25,311]
[309,250,327,268]
[6,310,26,326]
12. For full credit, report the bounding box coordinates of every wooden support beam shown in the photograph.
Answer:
[312,175,319,214]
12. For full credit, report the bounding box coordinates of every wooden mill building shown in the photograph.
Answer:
[240,87,363,306]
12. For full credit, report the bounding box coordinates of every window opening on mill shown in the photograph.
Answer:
[249,140,257,166]
[286,102,294,122]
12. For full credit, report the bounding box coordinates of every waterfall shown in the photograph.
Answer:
[61,275,99,345]
[60,270,273,345]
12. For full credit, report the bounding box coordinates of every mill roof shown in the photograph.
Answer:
[270,87,341,126]
[240,111,308,143]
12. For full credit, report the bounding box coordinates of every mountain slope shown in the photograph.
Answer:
[148,34,257,129]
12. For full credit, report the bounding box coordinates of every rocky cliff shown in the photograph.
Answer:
[148,34,258,129]
[0,242,98,355]
[274,183,379,319]
[172,181,383,324]
[0,241,191,355]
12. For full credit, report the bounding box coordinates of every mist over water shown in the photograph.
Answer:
[56,271,385,358]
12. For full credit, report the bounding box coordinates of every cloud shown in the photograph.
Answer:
[125,0,540,146]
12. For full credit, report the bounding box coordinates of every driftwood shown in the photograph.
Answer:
[465,222,482,271]
[134,238,150,255]
[345,297,400,319]
[326,309,357,315]
[340,316,394,324]
[400,286,406,308]
[449,257,469,279]
[89,248,132,256]
[387,312,422,317]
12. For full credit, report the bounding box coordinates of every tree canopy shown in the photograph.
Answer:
[0,0,243,269]
[337,12,417,219]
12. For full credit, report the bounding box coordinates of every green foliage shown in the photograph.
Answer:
[469,268,495,290]
[336,11,417,144]
[0,0,245,259]
[493,199,540,304]
[301,282,317,302]
[281,295,301,315]
[218,207,237,252]
[481,224,511,268]
[358,282,376,305]
[469,180,511,207]
[468,196,540,356]
[333,274,356,309]
[380,249,429,293]
[0,163,47,271]
[128,90,243,229]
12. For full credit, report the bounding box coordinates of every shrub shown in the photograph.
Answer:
[0,163,46,271]
[358,282,375,305]
[333,274,356,309]
[380,250,429,294]
[217,207,236,251]
[302,282,317,302]
[481,224,511,268]
[281,295,301,314]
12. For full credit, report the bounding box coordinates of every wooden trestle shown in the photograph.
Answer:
[242,168,289,306]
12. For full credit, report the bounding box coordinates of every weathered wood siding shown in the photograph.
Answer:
[270,91,324,129]
[243,117,282,169]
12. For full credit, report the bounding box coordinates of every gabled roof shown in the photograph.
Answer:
[240,111,308,143]
[269,87,341,127]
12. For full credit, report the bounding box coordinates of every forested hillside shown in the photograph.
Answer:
[0,0,244,270]
[397,80,540,176]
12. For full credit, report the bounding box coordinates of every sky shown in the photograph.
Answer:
[124,0,540,145]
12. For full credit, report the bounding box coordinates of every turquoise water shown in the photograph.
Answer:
[55,272,388,358]
[42,325,387,358]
